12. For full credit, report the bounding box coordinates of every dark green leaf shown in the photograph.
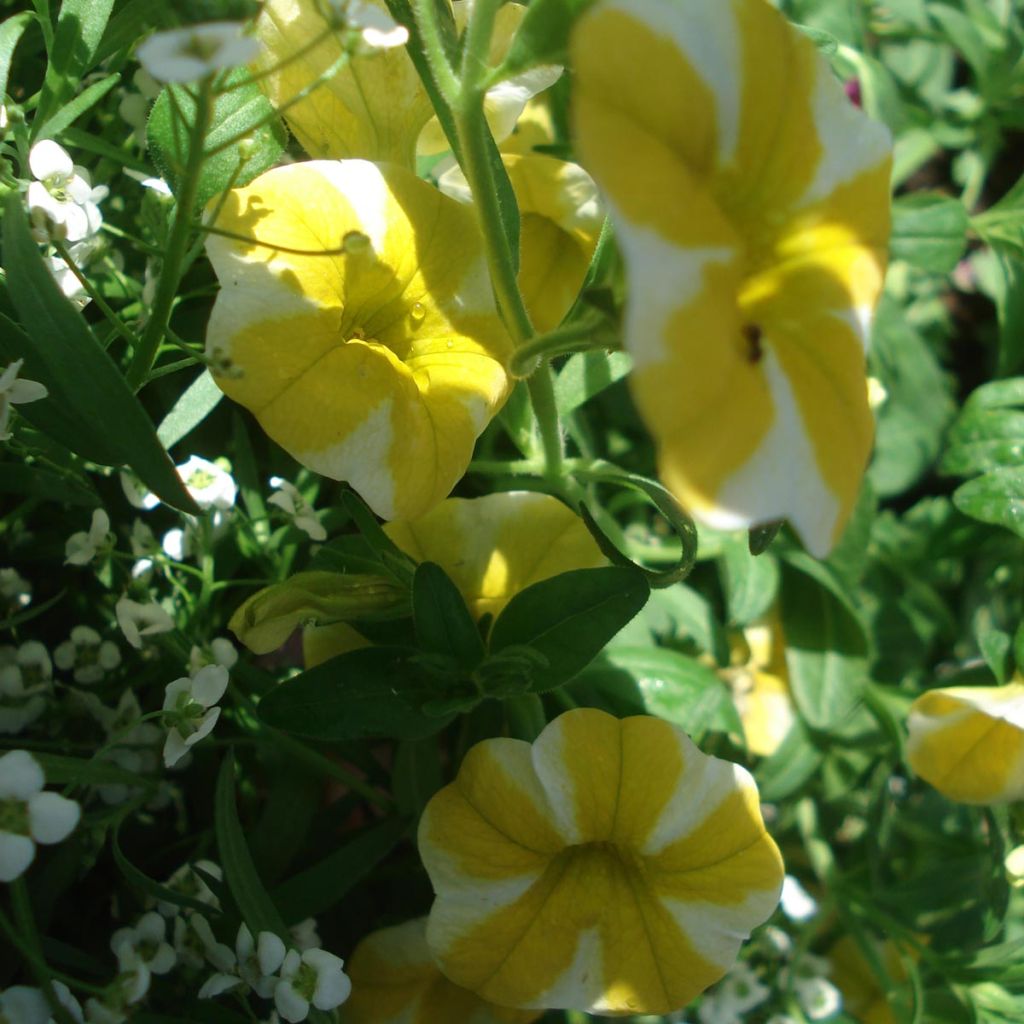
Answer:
[0,463,98,506]
[34,753,154,789]
[1,196,198,513]
[214,755,289,939]
[504,693,548,741]
[342,491,417,584]
[258,646,454,741]
[0,11,35,106]
[147,68,286,209]
[755,720,823,802]
[954,468,1024,538]
[499,0,593,76]
[748,520,783,556]
[780,560,868,732]
[393,737,442,817]
[489,567,650,693]
[34,71,120,140]
[157,370,224,450]
[890,192,969,273]
[112,827,217,917]
[270,817,409,924]
[555,351,632,414]
[34,0,115,131]
[413,562,485,670]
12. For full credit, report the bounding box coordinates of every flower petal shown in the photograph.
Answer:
[28,791,81,844]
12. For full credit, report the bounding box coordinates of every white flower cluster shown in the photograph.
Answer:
[199,923,351,1022]
[0,750,80,883]
[24,140,107,306]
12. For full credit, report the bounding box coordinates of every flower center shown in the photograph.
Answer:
[0,797,29,836]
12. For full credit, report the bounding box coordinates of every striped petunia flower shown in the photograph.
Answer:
[907,683,1024,804]
[570,0,892,556]
[418,708,784,1016]
[204,160,511,521]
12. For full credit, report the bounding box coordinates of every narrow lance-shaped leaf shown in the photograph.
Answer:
[413,562,485,671]
[1,195,198,513]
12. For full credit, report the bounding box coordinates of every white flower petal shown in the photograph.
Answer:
[162,728,188,768]
[198,973,243,999]
[0,749,44,798]
[29,139,73,181]
[191,664,229,707]
[27,791,81,844]
[7,378,47,405]
[257,931,287,976]
[273,981,309,1024]
[0,986,50,1024]
[0,830,36,881]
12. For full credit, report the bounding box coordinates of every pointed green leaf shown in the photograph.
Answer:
[413,562,484,670]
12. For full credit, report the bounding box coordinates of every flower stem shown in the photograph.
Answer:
[412,0,460,105]
[509,316,616,378]
[125,79,213,391]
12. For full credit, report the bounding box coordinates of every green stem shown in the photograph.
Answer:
[125,80,213,391]
[509,316,615,378]
[527,367,564,481]
[412,0,460,105]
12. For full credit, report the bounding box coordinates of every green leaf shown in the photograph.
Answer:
[112,827,217,917]
[780,560,868,732]
[413,562,485,671]
[34,71,120,140]
[270,817,408,924]
[890,192,969,274]
[974,605,1012,683]
[257,646,455,741]
[393,737,442,817]
[34,0,115,132]
[0,11,35,107]
[755,721,823,802]
[503,693,548,741]
[214,755,289,939]
[554,350,632,414]
[157,370,224,450]
[579,646,741,742]
[993,246,1024,378]
[0,463,98,507]
[640,585,730,664]
[719,535,780,626]
[33,753,154,789]
[489,567,650,693]
[954,468,1024,539]
[147,68,287,209]
[495,380,535,457]
[498,0,593,76]
[342,491,417,584]
[1,196,198,513]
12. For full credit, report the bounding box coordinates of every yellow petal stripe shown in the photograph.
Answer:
[571,0,891,556]
[906,683,1024,804]
[205,160,511,521]
[341,918,541,1024]
[419,708,783,1015]
[383,492,605,623]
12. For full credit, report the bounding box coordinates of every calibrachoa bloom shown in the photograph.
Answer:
[135,22,261,83]
[301,491,605,665]
[341,917,541,1024]
[906,682,1024,804]
[418,708,783,1015]
[571,0,892,556]
[0,750,81,882]
[205,160,511,520]
[440,154,603,334]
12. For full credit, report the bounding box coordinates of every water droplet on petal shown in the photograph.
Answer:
[410,302,426,324]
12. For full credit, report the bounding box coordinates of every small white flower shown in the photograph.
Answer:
[111,911,177,975]
[0,568,31,607]
[0,360,48,442]
[0,750,81,882]
[717,961,769,1014]
[795,977,843,1021]
[267,478,326,542]
[177,456,237,511]
[161,527,190,561]
[175,913,235,972]
[162,664,229,767]
[202,925,285,1001]
[335,0,409,49]
[274,947,351,1022]
[781,874,819,922]
[26,140,106,243]
[290,918,320,952]
[158,860,223,916]
[115,597,175,649]
[0,642,52,736]
[120,472,161,512]
[136,22,261,83]
[0,987,50,1024]
[65,509,112,567]
[189,637,238,676]
[53,626,121,685]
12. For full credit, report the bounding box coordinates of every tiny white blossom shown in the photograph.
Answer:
[0,987,50,1024]
[177,456,237,511]
[0,642,52,736]
[0,568,31,607]
[161,527,190,561]
[136,22,261,83]
[201,925,284,1001]
[189,637,238,676]
[112,911,177,976]
[115,597,175,649]
[267,478,326,541]
[0,360,48,442]
[327,0,409,49]
[274,947,351,1022]
[49,981,85,1023]
[290,918,320,952]
[795,977,843,1021]
[781,874,818,922]
[65,509,112,567]
[0,750,81,882]
[26,140,106,243]
[53,626,121,685]
[162,664,229,767]
[84,960,150,1023]
[158,860,223,916]
[174,913,235,972]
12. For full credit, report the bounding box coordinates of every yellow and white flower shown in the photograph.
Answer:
[440,154,603,334]
[570,0,892,557]
[906,683,1024,804]
[303,491,605,666]
[341,918,541,1024]
[204,160,511,521]
[418,708,784,1016]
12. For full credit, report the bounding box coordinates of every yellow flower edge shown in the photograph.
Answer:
[384,491,606,623]
[906,683,1024,804]
[341,918,542,1024]
[418,707,784,1016]
[204,160,512,522]
[254,0,433,167]
[570,0,892,557]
